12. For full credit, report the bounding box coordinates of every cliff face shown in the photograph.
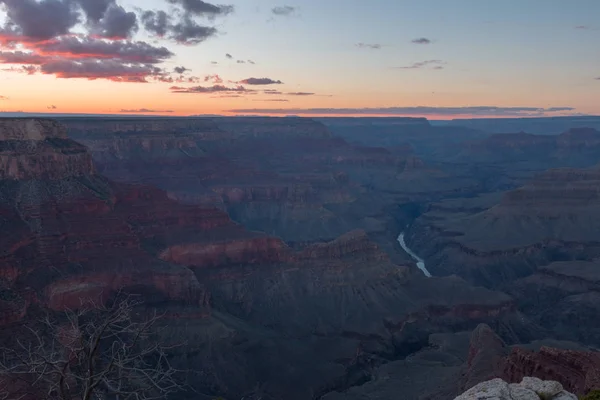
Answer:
[503,347,600,396]
[406,164,600,288]
[0,119,67,140]
[0,118,268,321]
[459,128,600,167]
[0,119,94,180]
[62,117,223,136]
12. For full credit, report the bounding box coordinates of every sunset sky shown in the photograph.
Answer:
[0,0,599,118]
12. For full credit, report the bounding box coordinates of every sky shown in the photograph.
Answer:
[0,0,599,118]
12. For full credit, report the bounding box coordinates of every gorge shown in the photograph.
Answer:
[1,116,600,399]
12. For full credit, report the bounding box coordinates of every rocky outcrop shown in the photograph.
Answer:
[299,229,388,261]
[160,236,291,268]
[455,377,577,400]
[0,118,94,180]
[0,119,67,140]
[503,347,600,397]
[462,324,509,390]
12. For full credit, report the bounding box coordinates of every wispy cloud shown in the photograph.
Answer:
[411,37,432,44]
[272,6,296,16]
[355,42,381,50]
[239,77,283,85]
[286,92,315,96]
[225,53,233,59]
[396,60,446,70]
[120,108,174,113]
[47,105,57,109]
[204,74,223,84]
[210,94,245,98]
[575,25,589,29]
[226,106,577,117]
[253,99,289,102]
[0,95,8,100]
[170,84,254,94]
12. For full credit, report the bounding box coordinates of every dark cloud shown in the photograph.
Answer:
[170,84,254,93]
[169,17,217,44]
[239,77,283,85]
[397,60,445,69]
[0,0,80,41]
[120,108,174,113]
[41,58,163,82]
[74,0,114,22]
[595,77,600,80]
[34,36,173,63]
[247,59,255,64]
[0,51,49,64]
[166,0,233,16]
[47,104,57,109]
[93,4,138,39]
[211,61,218,64]
[174,66,189,74]
[287,92,314,96]
[272,6,295,16]
[226,106,576,116]
[141,0,230,44]
[141,10,170,37]
[575,25,589,29]
[225,53,233,59]
[254,99,289,102]
[263,89,282,95]
[411,37,431,44]
[236,60,245,64]
[355,42,381,50]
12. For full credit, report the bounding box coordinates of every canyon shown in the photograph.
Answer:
[1,116,600,399]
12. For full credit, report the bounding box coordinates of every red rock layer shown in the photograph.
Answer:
[160,237,291,268]
[299,229,388,261]
[502,346,600,396]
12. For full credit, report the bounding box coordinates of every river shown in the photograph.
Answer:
[397,232,432,277]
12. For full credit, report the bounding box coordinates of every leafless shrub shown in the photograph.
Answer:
[0,295,183,400]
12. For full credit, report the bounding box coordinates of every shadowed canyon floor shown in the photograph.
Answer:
[2,117,600,399]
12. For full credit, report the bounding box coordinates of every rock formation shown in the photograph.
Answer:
[0,119,94,180]
[0,117,544,400]
[455,377,577,400]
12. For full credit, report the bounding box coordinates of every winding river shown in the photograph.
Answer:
[397,232,432,277]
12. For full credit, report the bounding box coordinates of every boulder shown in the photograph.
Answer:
[455,377,577,400]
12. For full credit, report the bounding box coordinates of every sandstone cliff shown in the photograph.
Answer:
[0,119,94,180]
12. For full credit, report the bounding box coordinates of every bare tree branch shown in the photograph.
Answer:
[0,295,183,400]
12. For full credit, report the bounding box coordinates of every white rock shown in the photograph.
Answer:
[519,377,563,398]
[454,377,578,400]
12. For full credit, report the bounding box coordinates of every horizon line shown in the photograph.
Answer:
[0,112,598,121]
